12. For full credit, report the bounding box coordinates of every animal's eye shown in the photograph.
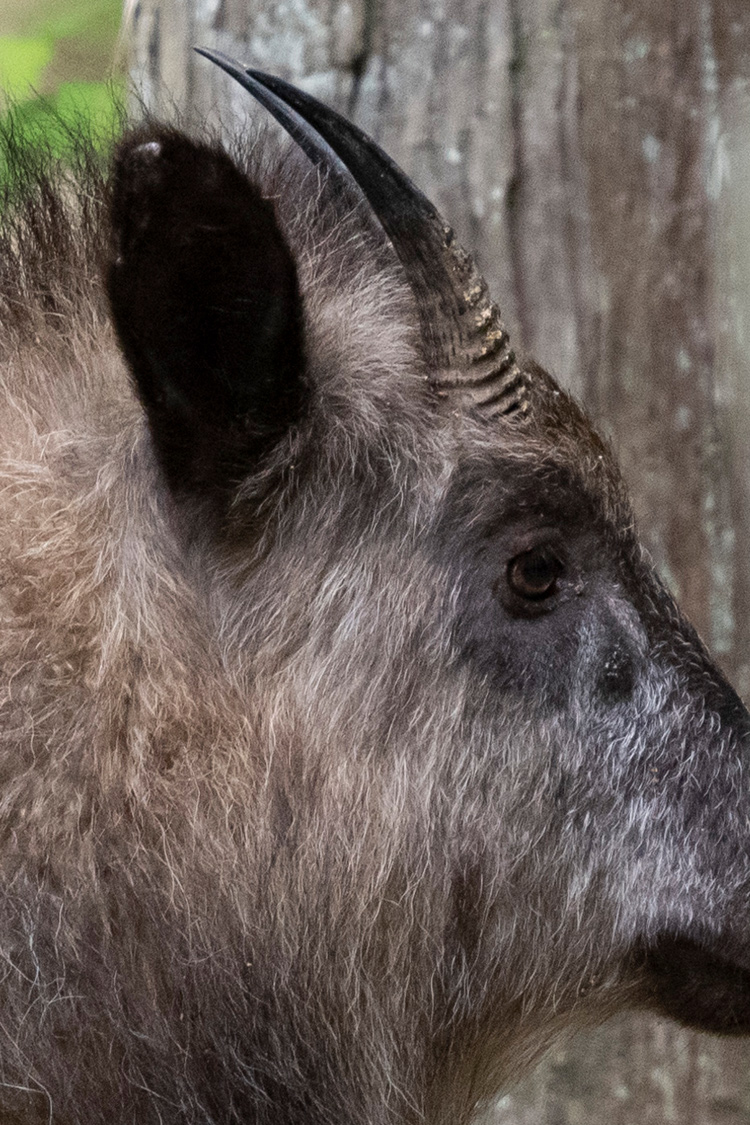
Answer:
[507,546,564,601]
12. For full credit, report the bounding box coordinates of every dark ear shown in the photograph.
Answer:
[107,129,306,498]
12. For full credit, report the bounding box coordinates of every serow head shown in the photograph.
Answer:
[107,50,750,1104]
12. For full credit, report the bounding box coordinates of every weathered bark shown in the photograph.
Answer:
[124,1,750,1121]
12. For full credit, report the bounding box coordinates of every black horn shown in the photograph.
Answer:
[195,48,527,419]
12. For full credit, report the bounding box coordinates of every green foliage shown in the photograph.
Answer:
[0,0,122,168]
[0,82,123,163]
[0,37,55,99]
[21,0,122,44]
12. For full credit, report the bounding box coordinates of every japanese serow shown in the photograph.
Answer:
[0,48,748,1125]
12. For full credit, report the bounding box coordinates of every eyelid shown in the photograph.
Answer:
[505,525,565,557]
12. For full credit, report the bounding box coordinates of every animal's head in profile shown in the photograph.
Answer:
[0,50,748,1125]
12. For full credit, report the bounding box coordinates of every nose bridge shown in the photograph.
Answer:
[626,560,750,743]
[673,626,750,742]
[602,588,750,965]
[602,588,649,654]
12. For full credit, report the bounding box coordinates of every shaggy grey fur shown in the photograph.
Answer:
[0,106,748,1125]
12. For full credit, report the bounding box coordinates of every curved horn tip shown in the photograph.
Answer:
[193,48,528,423]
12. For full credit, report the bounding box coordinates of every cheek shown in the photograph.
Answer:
[453,584,587,709]
[454,572,645,718]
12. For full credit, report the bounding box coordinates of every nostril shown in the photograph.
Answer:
[598,644,636,705]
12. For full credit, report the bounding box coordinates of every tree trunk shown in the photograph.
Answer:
[124,1,750,1121]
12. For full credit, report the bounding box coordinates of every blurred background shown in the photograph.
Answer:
[0,0,122,154]
[3,1,750,1122]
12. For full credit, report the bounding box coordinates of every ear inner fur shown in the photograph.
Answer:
[107,128,307,500]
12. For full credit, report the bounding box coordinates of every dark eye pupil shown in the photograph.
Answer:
[507,547,563,600]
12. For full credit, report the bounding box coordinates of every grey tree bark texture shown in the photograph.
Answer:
[124,1,750,1122]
